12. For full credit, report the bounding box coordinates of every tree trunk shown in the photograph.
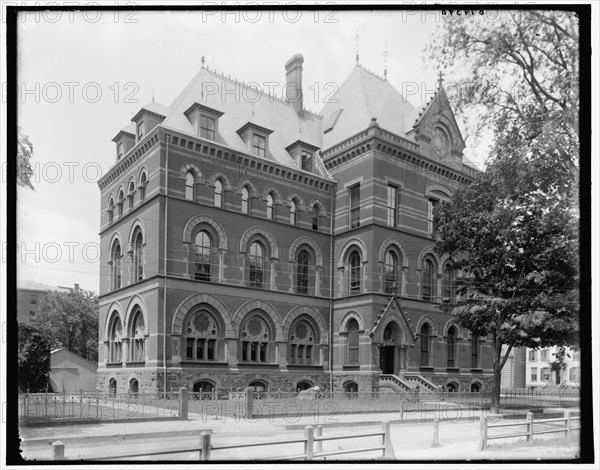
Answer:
[491,342,502,414]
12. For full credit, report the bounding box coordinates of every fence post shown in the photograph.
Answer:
[245,387,254,420]
[564,410,571,439]
[304,426,314,460]
[432,418,440,447]
[316,425,323,454]
[478,416,487,451]
[80,389,83,419]
[399,400,403,421]
[179,387,189,420]
[200,431,212,461]
[52,441,65,460]
[382,421,396,459]
[526,412,534,442]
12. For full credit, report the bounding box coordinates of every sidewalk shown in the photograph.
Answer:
[19,407,500,448]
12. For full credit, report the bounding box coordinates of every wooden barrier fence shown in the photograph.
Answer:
[479,410,580,450]
[60,421,396,461]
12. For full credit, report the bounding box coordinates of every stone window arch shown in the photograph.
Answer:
[214,178,224,207]
[422,257,438,301]
[296,249,311,295]
[240,310,274,363]
[384,251,399,294]
[117,187,124,218]
[241,185,250,214]
[183,306,222,362]
[131,227,144,283]
[194,230,212,281]
[266,192,275,220]
[127,179,136,211]
[107,195,115,225]
[419,322,433,367]
[128,307,145,362]
[185,170,196,201]
[346,318,360,365]
[290,198,298,225]
[348,249,362,294]
[107,313,123,363]
[110,238,122,291]
[447,325,457,368]
[138,170,148,204]
[288,315,318,365]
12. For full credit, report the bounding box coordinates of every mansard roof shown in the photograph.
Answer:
[160,67,326,177]
[319,65,417,151]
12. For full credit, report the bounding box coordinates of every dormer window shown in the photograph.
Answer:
[201,115,216,140]
[252,134,266,158]
[117,142,123,160]
[136,122,144,141]
[184,102,224,142]
[285,140,320,173]
[111,128,135,161]
[237,122,273,158]
[301,151,313,172]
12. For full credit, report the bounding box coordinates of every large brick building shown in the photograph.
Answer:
[97,54,493,395]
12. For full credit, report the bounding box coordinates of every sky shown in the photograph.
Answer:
[10,4,589,294]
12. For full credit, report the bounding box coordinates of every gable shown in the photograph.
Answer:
[407,88,466,165]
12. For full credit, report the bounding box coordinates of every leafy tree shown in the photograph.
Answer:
[426,10,580,180]
[18,323,51,392]
[33,287,99,363]
[17,127,35,190]
[434,150,579,413]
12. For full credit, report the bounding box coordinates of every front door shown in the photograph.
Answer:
[380,346,395,374]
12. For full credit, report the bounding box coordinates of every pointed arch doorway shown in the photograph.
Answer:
[378,321,407,375]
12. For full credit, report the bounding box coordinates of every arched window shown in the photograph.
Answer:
[344,381,358,396]
[422,259,434,301]
[133,231,144,282]
[447,326,457,367]
[289,318,316,365]
[240,313,272,363]
[471,382,481,393]
[184,309,220,361]
[471,336,480,369]
[214,179,223,207]
[296,381,314,392]
[129,309,145,362]
[249,380,268,392]
[443,262,455,301]
[139,172,147,204]
[127,181,135,211]
[185,171,195,201]
[129,378,139,397]
[109,378,117,396]
[290,199,298,225]
[447,382,458,393]
[384,251,398,293]
[195,231,212,281]
[312,205,320,231]
[347,318,359,365]
[111,241,122,290]
[420,323,431,366]
[117,190,124,218]
[108,316,122,363]
[266,193,275,220]
[296,249,310,294]
[248,241,264,288]
[241,186,250,214]
[349,251,361,294]
[108,198,114,225]
[193,380,215,395]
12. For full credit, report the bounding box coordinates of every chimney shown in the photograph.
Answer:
[74,283,80,290]
[285,53,304,117]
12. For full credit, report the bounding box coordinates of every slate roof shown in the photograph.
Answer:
[160,67,326,176]
[319,66,417,151]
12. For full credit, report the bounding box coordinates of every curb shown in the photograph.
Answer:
[20,428,214,449]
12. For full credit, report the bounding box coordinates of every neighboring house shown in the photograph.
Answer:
[527,346,580,390]
[500,346,527,389]
[97,53,493,396]
[49,348,98,393]
[17,279,74,324]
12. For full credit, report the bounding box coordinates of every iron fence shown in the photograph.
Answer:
[19,390,181,425]
[500,389,580,409]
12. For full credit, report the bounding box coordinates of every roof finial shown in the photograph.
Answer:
[152,85,155,103]
[383,43,389,80]
[355,29,360,66]
[201,56,206,68]
[437,70,445,90]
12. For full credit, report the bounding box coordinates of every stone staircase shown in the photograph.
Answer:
[379,373,440,398]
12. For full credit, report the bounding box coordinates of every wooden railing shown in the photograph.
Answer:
[479,410,580,450]
[56,422,396,461]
